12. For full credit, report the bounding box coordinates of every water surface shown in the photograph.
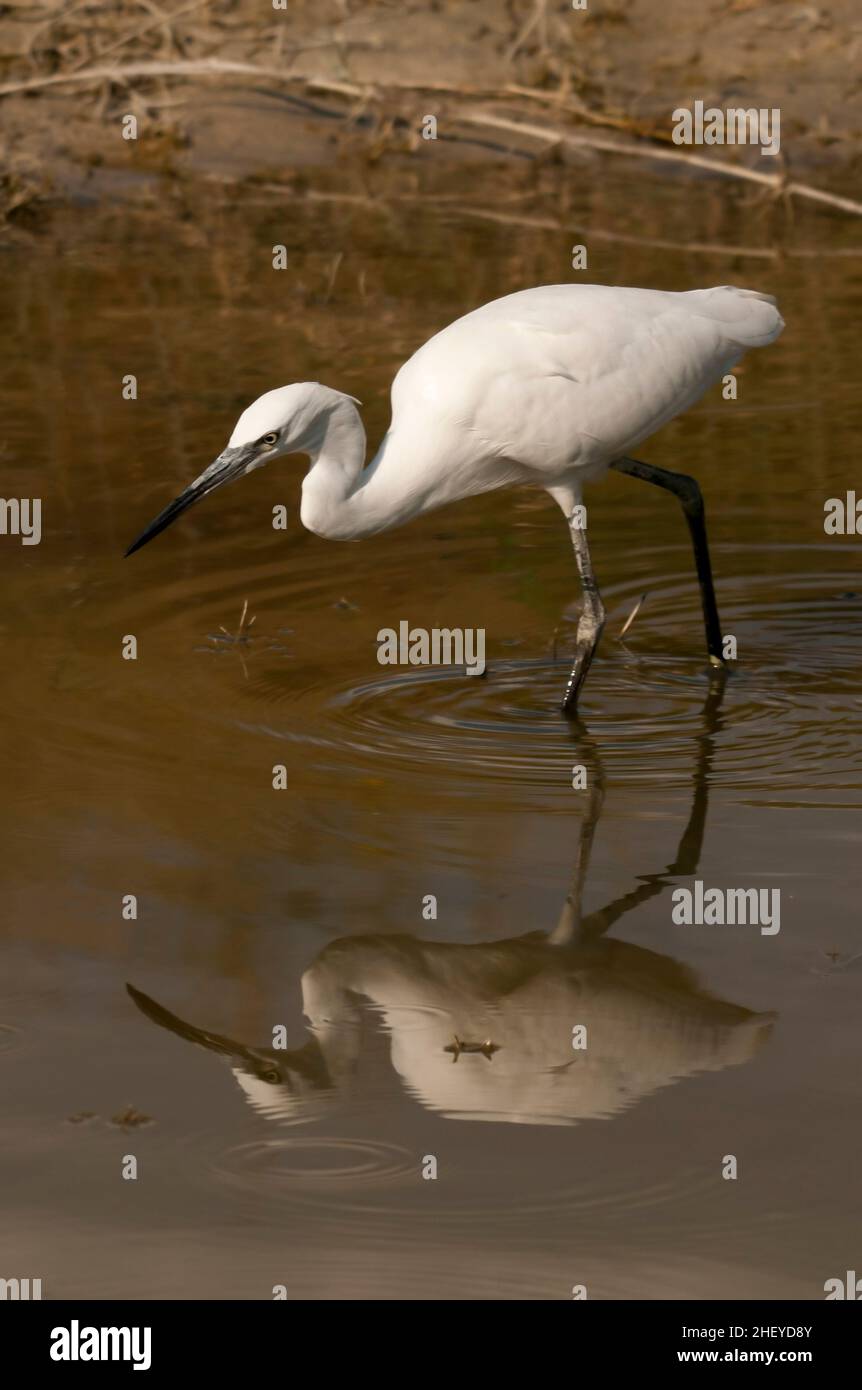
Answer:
[1,164,860,1299]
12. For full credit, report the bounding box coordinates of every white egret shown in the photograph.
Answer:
[126,283,783,710]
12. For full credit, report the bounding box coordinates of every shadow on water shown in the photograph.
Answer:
[128,682,774,1130]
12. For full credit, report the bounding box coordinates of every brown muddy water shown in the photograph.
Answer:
[1,165,861,1300]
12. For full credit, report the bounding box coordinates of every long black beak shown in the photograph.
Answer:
[125,982,282,1081]
[124,444,257,557]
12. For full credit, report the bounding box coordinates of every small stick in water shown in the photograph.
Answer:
[618,592,647,640]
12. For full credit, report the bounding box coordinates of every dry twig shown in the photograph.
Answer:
[0,59,859,217]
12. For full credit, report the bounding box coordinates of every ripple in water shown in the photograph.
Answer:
[19,558,860,817]
[210,1131,790,1245]
[253,567,862,810]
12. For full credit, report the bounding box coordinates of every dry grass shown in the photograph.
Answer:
[1,1,861,217]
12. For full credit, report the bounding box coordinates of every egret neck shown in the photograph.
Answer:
[299,396,413,541]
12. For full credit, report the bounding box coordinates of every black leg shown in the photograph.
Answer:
[612,456,725,667]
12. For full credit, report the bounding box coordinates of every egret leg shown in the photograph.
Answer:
[612,456,725,667]
[561,517,605,715]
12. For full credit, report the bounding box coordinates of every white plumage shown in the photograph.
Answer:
[230,283,783,539]
[126,283,783,709]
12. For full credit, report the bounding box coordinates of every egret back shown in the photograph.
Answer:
[389,283,784,487]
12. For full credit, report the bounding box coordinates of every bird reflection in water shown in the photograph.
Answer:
[127,686,774,1127]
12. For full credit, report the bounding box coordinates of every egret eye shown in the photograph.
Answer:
[262,432,278,446]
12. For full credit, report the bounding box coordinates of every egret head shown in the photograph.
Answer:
[125,982,339,1123]
[124,382,358,556]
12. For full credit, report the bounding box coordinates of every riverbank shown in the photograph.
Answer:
[1,0,860,223]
